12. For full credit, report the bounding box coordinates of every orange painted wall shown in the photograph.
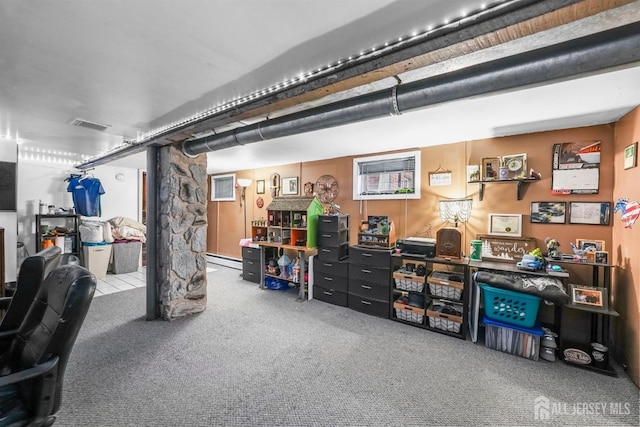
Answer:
[612,106,640,386]
[206,122,639,385]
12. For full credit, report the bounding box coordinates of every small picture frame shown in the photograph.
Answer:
[595,251,609,265]
[569,202,611,225]
[488,213,522,237]
[481,157,500,180]
[256,180,265,194]
[624,142,637,170]
[570,284,607,309]
[282,177,298,195]
[530,201,566,224]
[501,153,528,179]
[575,239,605,252]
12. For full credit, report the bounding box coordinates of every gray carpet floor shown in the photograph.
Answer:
[55,264,639,426]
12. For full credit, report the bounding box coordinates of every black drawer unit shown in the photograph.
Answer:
[348,293,389,318]
[318,214,349,232]
[242,246,262,284]
[317,243,349,262]
[314,285,348,307]
[314,258,349,277]
[314,214,350,306]
[348,245,395,319]
[317,229,349,247]
[314,272,348,293]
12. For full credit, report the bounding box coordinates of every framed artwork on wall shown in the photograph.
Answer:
[480,157,500,180]
[624,142,637,169]
[569,202,611,225]
[282,177,298,195]
[530,202,566,224]
[256,180,265,194]
[488,213,522,237]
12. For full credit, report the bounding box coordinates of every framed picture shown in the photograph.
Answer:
[569,284,608,310]
[256,180,265,194]
[569,202,611,225]
[575,239,605,252]
[481,157,500,180]
[595,251,609,265]
[501,153,528,179]
[624,142,637,169]
[282,177,298,195]
[530,201,566,224]
[488,214,522,237]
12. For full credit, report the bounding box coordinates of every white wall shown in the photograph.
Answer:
[17,159,142,258]
[0,138,17,283]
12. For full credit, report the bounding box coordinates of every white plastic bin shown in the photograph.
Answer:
[83,244,112,279]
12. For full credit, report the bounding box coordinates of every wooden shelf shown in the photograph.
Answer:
[468,178,539,200]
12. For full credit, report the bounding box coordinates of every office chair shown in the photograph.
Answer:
[0,264,96,426]
[0,246,62,351]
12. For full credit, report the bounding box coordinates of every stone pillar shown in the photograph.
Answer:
[156,144,208,320]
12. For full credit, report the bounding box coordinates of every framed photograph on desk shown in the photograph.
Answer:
[569,284,607,310]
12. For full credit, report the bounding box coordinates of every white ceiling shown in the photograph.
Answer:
[1,0,639,174]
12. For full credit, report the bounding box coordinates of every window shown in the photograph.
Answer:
[211,173,236,201]
[353,151,421,200]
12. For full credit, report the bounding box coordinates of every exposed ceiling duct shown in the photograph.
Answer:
[182,22,640,158]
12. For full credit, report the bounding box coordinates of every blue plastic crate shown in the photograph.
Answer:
[479,283,541,328]
[264,277,289,290]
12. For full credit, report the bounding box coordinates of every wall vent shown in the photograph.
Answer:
[69,118,111,132]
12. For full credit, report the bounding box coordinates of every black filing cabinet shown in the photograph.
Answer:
[348,245,396,318]
[314,214,350,306]
[242,246,262,284]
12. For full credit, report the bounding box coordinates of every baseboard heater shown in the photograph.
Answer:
[206,253,242,270]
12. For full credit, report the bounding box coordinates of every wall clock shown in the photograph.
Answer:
[314,175,339,203]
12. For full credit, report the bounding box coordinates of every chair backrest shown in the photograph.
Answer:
[0,246,62,334]
[9,264,96,420]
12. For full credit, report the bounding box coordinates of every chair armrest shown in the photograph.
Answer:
[0,297,12,311]
[0,329,17,341]
[0,357,59,387]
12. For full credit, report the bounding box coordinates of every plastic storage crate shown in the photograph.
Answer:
[483,316,543,361]
[112,241,142,274]
[480,283,541,328]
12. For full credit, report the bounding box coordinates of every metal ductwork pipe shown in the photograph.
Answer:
[183,22,640,157]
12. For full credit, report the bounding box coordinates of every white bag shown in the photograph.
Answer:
[79,221,104,243]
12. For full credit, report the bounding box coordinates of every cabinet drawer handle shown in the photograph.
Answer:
[361,269,372,274]
[361,300,371,305]
[323,276,333,281]
[322,263,333,267]
[323,291,333,296]
[362,253,373,257]
[321,219,331,223]
[247,261,254,265]
[321,249,331,253]
[361,285,372,290]
[248,272,255,276]
[322,234,331,238]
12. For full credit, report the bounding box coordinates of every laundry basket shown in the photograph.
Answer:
[479,283,541,328]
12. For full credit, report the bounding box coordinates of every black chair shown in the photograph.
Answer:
[0,247,62,350]
[0,264,96,427]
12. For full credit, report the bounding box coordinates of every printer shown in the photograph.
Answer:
[396,237,436,258]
